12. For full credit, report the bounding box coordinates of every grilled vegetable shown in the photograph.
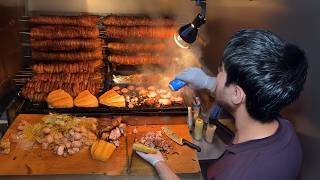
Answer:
[74,90,98,108]
[91,140,116,162]
[132,142,157,154]
[46,89,74,108]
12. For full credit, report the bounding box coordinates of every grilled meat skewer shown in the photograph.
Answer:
[32,60,103,73]
[21,80,102,101]
[103,15,176,26]
[113,74,161,84]
[32,49,103,61]
[30,26,100,39]
[104,26,176,39]
[108,55,170,65]
[30,15,98,27]
[107,42,167,53]
[32,72,103,83]
[31,39,102,51]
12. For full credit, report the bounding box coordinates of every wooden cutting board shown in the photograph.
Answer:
[0,114,200,176]
[127,125,200,175]
[0,114,127,175]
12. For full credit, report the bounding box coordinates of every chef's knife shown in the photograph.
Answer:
[163,126,201,152]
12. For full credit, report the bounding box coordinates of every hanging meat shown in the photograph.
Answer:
[30,26,100,39]
[108,55,171,65]
[104,26,176,39]
[31,39,102,52]
[31,49,103,61]
[31,60,103,73]
[32,72,103,83]
[107,42,168,53]
[103,15,176,26]
[21,80,103,102]
[30,15,98,27]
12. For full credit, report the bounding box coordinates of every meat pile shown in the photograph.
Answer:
[112,85,184,108]
[21,15,104,102]
[138,131,173,154]
[96,117,126,147]
[14,114,97,157]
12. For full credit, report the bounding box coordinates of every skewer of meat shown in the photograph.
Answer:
[31,60,103,73]
[19,91,47,102]
[32,72,104,83]
[103,15,176,26]
[32,49,103,61]
[30,15,98,27]
[107,42,167,53]
[104,26,176,39]
[113,74,161,84]
[30,26,100,39]
[108,55,170,65]
[21,80,103,99]
[31,39,102,51]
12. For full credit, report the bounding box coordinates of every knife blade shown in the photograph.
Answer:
[162,126,201,152]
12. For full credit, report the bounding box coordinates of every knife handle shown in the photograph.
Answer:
[182,139,201,152]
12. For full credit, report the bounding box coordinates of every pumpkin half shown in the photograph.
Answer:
[47,89,73,108]
[90,140,116,162]
[74,90,98,108]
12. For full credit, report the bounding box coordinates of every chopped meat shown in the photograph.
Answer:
[109,127,121,140]
[139,131,173,154]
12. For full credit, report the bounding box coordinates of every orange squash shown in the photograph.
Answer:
[74,90,98,108]
[47,89,73,108]
[91,140,116,162]
[99,89,125,107]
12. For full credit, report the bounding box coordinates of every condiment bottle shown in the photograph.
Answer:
[187,106,193,132]
[193,97,201,120]
[194,118,204,141]
[205,123,216,143]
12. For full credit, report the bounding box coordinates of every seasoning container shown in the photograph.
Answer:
[187,106,193,132]
[193,97,201,120]
[194,118,204,141]
[205,123,216,143]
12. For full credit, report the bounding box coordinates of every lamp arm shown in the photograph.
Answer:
[192,0,206,18]
[197,0,206,18]
[192,0,206,28]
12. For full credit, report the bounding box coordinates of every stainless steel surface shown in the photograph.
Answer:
[193,133,225,161]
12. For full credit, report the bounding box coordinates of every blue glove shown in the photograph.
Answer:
[175,67,216,92]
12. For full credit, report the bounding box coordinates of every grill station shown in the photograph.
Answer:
[13,14,192,116]
[0,0,228,178]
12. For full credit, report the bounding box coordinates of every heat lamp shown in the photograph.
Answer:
[174,0,206,49]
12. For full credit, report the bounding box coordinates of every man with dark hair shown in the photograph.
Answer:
[136,29,308,180]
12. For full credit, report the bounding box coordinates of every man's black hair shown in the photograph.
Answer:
[223,29,308,123]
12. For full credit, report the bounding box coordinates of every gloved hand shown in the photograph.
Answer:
[175,67,216,92]
[136,151,164,166]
